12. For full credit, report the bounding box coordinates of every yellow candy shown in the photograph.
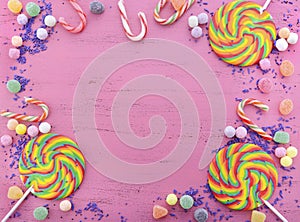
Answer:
[7,0,23,14]
[11,36,23,47]
[166,193,178,206]
[251,210,266,222]
[7,186,24,200]
[280,156,293,167]
[286,146,298,158]
[15,124,27,135]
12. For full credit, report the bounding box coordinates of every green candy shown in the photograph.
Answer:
[179,195,194,210]
[273,131,290,144]
[6,80,21,93]
[26,2,40,17]
[33,207,48,221]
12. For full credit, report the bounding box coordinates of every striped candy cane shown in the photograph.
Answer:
[154,0,195,25]
[237,98,273,141]
[0,97,49,122]
[58,0,87,33]
[118,0,148,41]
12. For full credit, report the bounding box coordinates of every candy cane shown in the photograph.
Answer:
[237,98,273,141]
[154,0,195,25]
[58,0,87,33]
[0,97,49,122]
[118,0,148,41]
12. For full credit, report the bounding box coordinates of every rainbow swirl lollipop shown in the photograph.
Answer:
[209,0,276,66]
[19,133,85,200]
[208,143,278,210]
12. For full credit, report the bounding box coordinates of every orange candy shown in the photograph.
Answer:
[171,0,185,11]
[280,60,294,77]
[278,27,290,39]
[153,205,168,219]
[279,99,294,116]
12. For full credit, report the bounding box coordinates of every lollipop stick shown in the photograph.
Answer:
[1,186,33,222]
[260,0,271,14]
[262,199,288,222]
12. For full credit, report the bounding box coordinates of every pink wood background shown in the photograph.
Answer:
[0,0,300,221]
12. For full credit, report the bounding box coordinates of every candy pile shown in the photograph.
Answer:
[275,27,298,51]
[224,125,247,139]
[275,146,298,167]
[188,13,209,38]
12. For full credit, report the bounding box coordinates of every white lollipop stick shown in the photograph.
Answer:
[260,0,271,14]
[1,186,34,222]
[262,199,288,222]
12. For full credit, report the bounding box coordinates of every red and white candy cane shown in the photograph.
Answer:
[237,98,273,141]
[154,0,195,25]
[118,0,148,41]
[58,0,87,33]
[0,97,49,122]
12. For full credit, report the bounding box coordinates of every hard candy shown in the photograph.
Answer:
[273,131,289,144]
[286,146,298,158]
[166,193,178,206]
[26,2,41,17]
[8,48,20,59]
[1,135,13,146]
[198,13,209,25]
[251,210,266,222]
[280,156,293,167]
[8,0,23,14]
[287,32,298,44]
[33,207,48,221]
[275,38,288,52]
[152,205,168,219]
[194,208,208,222]
[188,15,199,28]
[6,79,21,93]
[90,1,105,14]
[60,200,72,212]
[44,15,57,27]
[7,186,23,200]
[179,195,194,209]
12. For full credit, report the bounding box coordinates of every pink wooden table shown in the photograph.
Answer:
[0,0,300,221]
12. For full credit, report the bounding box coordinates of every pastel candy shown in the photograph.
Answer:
[287,32,298,44]
[19,133,85,199]
[166,193,178,206]
[152,205,168,219]
[7,186,23,200]
[17,14,28,25]
[208,143,278,210]
[280,60,294,77]
[286,146,298,158]
[6,79,21,93]
[257,78,273,94]
[279,98,293,115]
[273,131,289,144]
[251,210,266,222]
[33,206,48,221]
[60,200,72,212]
[198,13,208,25]
[26,2,41,17]
[188,15,199,28]
[275,38,288,52]
[235,126,247,139]
[179,195,194,209]
[8,0,23,14]
[209,0,276,66]
[8,48,20,59]
[1,135,13,146]
[191,27,203,38]
[280,156,293,167]
[89,1,105,14]
[44,15,57,27]
[224,126,236,138]
[259,58,271,71]
[274,147,286,158]
[278,27,290,39]
[194,208,208,222]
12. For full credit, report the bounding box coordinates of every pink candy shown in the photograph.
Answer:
[235,126,247,139]
[1,135,13,146]
[275,147,287,158]
[9,48,20,59]
[259,58,271,71]
[27,125,39,137]
[257,78,273,94]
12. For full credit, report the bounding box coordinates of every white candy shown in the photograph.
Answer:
[188,15,199,28]
[224,126,235,138]
[36,28,48,40]
[17,14,28,25]
[60,200,72,212]
[287,32,298,45]
[191,26,203,38]
[235,126,247,139]
[44,15,57,27]
[275,38,288,52]
[39,122,51,134]
[198,13,208,25]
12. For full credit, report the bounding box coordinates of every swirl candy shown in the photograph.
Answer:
[208,143,278,210]
[209,0,276,66]
[19,133,85,200]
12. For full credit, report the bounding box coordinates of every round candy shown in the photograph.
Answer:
[7,185,23,200]
[224,126,235,138]
[166,193,178,206]
[7,0,23,14]
[275,38,288,52]
[7,119,19,130]
[90,1,105,14]
[11,36,23,47]
[198,13,208,25]
[179,195,194,209]
[191,26,203,38]
[17,14,28,25]
[286,146,298,158]
[44,15,57,27]
[33,206,48,221]
[1,135,13,146]
[27,125,39,137]
[36,28,48,40]
[208,143,278,210]
[194,208,208,222]
[19,133,85,199]
[278,27,290,39]
[16,124,27,135]
[235,126,247,139]
[274,147,287,158]
[259,58,271,71]
[280,60,294,77]
[188,15,199,28]
[8,48,20,59]
[279,99,293,116]
[209,1,276,66]
[6,79,21,93]
[60,200,72,212]
[280,156,293,167]
[39,122,51,134]
[257,78,273,94]
[287,32,298,45]
[26,2,41,17]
